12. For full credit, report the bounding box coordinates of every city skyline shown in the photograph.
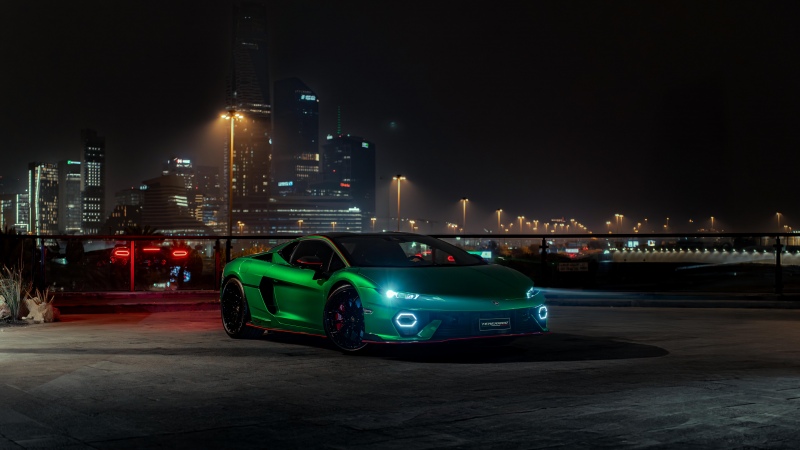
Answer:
[2,1,799,233]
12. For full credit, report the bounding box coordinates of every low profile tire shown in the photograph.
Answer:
[221,278,263,339]
[323,284,367,352]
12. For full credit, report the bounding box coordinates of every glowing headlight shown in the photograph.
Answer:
[385,290,419,300]
[537,305,548,321]
[526,287,539,299]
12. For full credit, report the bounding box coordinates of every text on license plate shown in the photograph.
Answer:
[479,318,511,331]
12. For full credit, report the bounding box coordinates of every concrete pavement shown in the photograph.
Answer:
[2,306,800,448]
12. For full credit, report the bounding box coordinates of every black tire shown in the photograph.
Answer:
[323,284,367,352]
[220,278,263,339]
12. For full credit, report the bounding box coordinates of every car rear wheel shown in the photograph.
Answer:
[221,278,263,339]
[324,284,366,352]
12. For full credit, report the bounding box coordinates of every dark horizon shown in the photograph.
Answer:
[2,0,799,233]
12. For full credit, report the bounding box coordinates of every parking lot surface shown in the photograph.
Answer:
[2,306,800,449]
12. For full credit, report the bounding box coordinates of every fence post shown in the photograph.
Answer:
[775,236,783,295]
[540,237,549,286]
[39,239,46,290]
[214,239,221,288]
[130,240,136,292]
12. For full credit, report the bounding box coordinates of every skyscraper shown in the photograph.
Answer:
[225,0,273,234]
[58,160,83,234]
[28,162,58,235]
[81,129,106,234]
[320,134,376,228]
[272,77,320,196]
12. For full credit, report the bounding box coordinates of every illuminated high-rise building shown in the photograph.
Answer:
[272,77,320,196]
[140,175,211,236]
[28,162,58,235]
[81,129,106,234]
[224,0,272,234]
[58,160,83,234]
[319,134,376,229]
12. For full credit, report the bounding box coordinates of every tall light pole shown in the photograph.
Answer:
[461,198,469,233]
[777,212,782,232]
[371,217,376,231]
[496,209,502,233]
[710,216,715,232]
[297,219,303,233]
[221,108,243,262]
[518,215,524,232]
[331,221,337,232]
[393,175,406,231]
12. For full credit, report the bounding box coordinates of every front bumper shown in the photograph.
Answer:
[362,291,548,343]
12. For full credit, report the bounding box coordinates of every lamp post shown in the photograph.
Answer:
[297,219,303,233]
[533,219,539,231]
[331,221,337,232]
[221,108,243,262]
[518,215,524,232]
[461,197,468,233]
[371,217,376,231]
[496,209,502,233]
[777,212,782,232]
[710,216,715,232]
[393,175,406,231]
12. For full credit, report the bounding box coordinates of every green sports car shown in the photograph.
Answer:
[220,232,548,351]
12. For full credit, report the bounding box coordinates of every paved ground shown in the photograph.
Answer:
[2,306,800,449]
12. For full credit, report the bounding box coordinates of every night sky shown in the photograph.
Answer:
[2,1,799,233]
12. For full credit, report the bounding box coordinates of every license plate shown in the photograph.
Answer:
[479,318,510,331]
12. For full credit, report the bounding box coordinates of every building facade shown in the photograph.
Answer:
[224,0,273,234]
[319,134,376,229]
[272,78,320,196]
[28,162,59,235]
[81,129,106,234]
[58,160,83,234]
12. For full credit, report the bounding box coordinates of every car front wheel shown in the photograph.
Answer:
[221,278,263,339]
[323,284,366,352]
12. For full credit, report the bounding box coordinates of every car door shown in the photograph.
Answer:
[269,239,338,332]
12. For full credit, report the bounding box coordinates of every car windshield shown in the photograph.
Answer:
[331,234,484,268]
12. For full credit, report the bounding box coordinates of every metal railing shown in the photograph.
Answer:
[0,232,796,294]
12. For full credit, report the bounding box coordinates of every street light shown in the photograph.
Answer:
[518,215,525,232]
[221,108,243,262]
[371,217,376,231]
[461,197,468,233]
[393,175,406,231]
[297,219,303,233]
[777,212,782,232]
[710,216,715,232]
[496,209,502,233]
[331,221,337,231]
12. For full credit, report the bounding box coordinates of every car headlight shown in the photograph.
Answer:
[385,289,419,300]
[526,287,540,299]
[385,290,443,301]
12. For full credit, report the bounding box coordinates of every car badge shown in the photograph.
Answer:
[492,301,500,306]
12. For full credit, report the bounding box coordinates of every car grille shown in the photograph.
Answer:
[430,308,544,340]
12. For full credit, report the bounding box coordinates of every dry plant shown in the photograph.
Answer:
[0,266,25,322]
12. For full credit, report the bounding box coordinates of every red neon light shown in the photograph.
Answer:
[172,250,189,258]
[339,182,350,188]
[113,249,130,257]
[142,247,161,252]
[447,255,455,262]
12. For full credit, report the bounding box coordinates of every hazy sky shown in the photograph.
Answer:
[2,0,799,233]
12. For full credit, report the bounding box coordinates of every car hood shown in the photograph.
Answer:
[355,264,532,299]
